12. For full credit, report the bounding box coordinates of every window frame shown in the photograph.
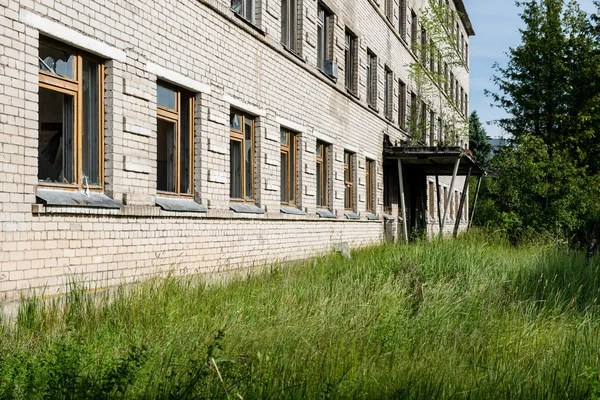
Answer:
[230,110,256,202]
[281,0,299,53]
[316,140,329,208]
[366,159,375,213]
[280,128,298,206]
[366,49,378,109]
[344,151,354,211]
[398,0,407,40]
[156,81,195,197]
[344,29,358,94]
[317,3,332,70]
[37,38,105,190]
[398,79,407,130]
[231,0,255,24]
[384,66,393,120]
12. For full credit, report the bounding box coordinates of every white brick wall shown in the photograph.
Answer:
[0,0,472,301]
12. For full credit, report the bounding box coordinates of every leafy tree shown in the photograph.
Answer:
[476,0,600,244]
[468,111,492,167]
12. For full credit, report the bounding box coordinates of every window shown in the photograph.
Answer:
[437,117,443,144]
[465,43,469,67]
[398,79,407,129]
[317,3,332,70]
[429,110,435,145]
[385,0,393,22]
[398,0,407,40]
[410,92,417,134]
[454,190,459,219]
[444,63,449,93]
[281,0,298,52]
[450,72,455,101]
[316,141,329,208]
[230,110,255,201]
[443,186,448,216]
[38,39,103,187]
[429,41,436,71]
[366,159,374,212]
[345,29,358,93]
[280,129,298,205]
[231,0,254,23]
[366,50,377,108]
[460,87,464,115]
[420,27,427,64]
[156,82,194,195]
[420,101,427,139]
[411,10,418,51]
[465,93,468,116]
[344,151,354,210]
[428,181,434,218]
[384,67,393,120]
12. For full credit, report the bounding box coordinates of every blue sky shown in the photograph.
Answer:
[464,0,597,138]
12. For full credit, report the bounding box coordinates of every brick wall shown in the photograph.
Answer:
[0,0,472,301]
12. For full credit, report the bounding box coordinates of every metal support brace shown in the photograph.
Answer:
[397,159,408,243]
[440,155,462,238]
[468,175,483,231]
[454,166,472,238]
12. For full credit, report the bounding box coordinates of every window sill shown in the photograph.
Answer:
[232,11,265,35]
[35,188,122,209]
[344,211,360,220]
[368,104,379,113]
[346,88,360,100]
[156,196,207,213]
[366,213,378,220]
[318,68,337,83]
[282,45,304,62]
[316,209,336,219]
[230,203,265,214]
[280,206,306,215]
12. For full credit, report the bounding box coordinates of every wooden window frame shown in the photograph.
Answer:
[344,151,354,211]
[316,140,329,208]
[366,159,375,213]
[280,129,298,206]
[428,181,434,218]
[230,110,256,202]
[38,38,104,191]
[156,81,195,197]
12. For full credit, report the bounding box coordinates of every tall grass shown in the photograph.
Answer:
[1,231,600,399]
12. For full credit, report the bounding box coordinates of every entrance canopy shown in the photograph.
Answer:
[383,145,485,176]
[382,143,485,241]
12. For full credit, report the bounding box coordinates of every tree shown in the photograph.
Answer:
[475,0,600,244]
[468,111,492,167]
[488,0,600,169]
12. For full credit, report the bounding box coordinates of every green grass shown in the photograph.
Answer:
[2,232,600,399]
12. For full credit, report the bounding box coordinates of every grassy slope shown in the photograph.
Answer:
[1,233,600,399]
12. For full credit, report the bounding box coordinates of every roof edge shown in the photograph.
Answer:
[454,0,475,36]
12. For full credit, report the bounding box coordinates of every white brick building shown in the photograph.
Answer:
[0,0,475,301]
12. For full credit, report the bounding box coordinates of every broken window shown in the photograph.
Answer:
[38,39,103,187]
